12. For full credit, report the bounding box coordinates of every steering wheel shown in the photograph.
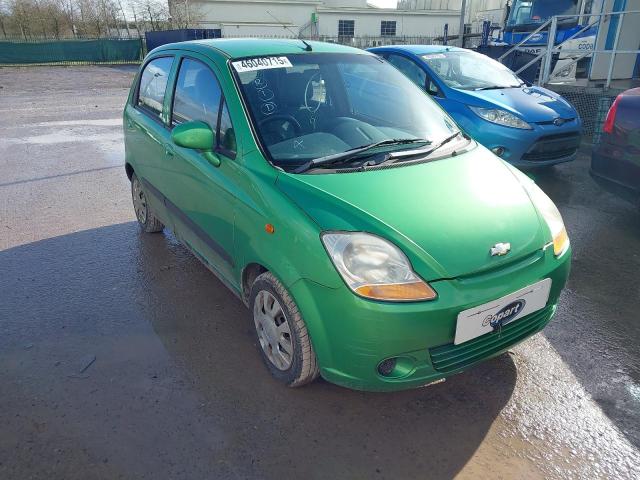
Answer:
[259,114,302,143]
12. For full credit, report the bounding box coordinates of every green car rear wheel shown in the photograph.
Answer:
[131,173,164,233]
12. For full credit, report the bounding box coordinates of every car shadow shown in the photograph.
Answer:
[0,222,517,479]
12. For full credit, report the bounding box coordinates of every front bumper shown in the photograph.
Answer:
[459,114,582,168]
[290,246,571,392]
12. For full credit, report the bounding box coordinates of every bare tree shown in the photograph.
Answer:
[0,0,185,38]
[0,9,8,38]
[115,0,129,37]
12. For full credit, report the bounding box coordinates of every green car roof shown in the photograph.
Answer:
[153,38,368,59]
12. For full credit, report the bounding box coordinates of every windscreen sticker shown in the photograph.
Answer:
[232,57,292,73]
[422,53,446,60]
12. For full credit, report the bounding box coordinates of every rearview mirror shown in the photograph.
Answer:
[172,121,220,166]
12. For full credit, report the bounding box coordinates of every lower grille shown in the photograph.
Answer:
[429,306,555,373]
[522,134,580,161]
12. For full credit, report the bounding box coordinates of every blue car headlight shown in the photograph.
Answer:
[469,106,533,130]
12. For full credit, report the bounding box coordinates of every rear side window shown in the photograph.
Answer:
[172,58,221,129]
[137,57,174,119]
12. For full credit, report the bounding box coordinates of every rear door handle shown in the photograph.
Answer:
[164,144,175,157]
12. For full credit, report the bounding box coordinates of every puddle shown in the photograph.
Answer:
[35,119,122,127]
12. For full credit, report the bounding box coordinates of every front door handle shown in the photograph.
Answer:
[164,144,175,157]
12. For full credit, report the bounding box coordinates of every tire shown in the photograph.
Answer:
[131,173,164,233]
[249,272,320,387]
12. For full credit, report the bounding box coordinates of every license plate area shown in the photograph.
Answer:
[454,278,552,345]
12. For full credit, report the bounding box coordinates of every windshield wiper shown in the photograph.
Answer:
[387,131,462,160]
[293,138,428,173]
[364,131,464,168]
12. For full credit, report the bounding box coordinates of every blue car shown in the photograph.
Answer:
[368,45,582,167]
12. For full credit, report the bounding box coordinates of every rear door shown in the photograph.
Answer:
[163,54,239,283]
[124,55,176,227]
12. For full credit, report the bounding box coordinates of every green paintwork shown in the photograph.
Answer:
[124,39,571,391]
[172,120,215,150]
[171,121,220,166]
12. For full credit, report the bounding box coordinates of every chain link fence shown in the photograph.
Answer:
[547,85,619,143]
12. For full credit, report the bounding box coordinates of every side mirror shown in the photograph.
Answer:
[171,120,220,167]
[426,81,440,97]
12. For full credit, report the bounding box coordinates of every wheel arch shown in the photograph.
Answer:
[125,162,134,181]
[241,262,268,305]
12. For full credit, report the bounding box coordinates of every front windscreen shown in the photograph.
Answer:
[507,0,579,29]
[231,53,459,171]
[421,51,523,90]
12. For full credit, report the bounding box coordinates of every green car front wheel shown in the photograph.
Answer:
[250,272,319,387]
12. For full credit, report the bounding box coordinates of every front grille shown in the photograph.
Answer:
[522,133,580,161]
[429,306,554,374]
[534,117,576,126]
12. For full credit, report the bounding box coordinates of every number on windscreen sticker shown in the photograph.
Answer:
[232,57,293,73]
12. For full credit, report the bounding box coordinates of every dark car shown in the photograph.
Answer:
[591,88,640,207]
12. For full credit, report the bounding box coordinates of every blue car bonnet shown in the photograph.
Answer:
[458,86,577,122]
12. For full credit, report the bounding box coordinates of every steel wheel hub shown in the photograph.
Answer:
[253,290,293,371]
[132,178,148,224]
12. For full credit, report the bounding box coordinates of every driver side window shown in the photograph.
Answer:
[386,53,427,89]
[172,58,221,128]
[172,58,236,157]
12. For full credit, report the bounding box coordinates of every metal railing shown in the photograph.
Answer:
[497,11,640,88]
[497,19,553,63]
[541,11,640,87]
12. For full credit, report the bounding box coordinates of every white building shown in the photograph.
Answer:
[466,0,507,28]
[398,0,508,31]
[185,0,463,39]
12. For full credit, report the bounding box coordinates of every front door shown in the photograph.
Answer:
[163,55,239,283]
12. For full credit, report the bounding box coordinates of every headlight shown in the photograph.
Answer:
[522,181,569,256]
[321,232,437,302]
[469,106,533,130]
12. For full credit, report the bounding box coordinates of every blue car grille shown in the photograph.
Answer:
[429,305,554,373]
[535,117,576,126]
[523,133,580,161]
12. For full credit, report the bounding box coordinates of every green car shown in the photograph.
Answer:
[124,39,571,391]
